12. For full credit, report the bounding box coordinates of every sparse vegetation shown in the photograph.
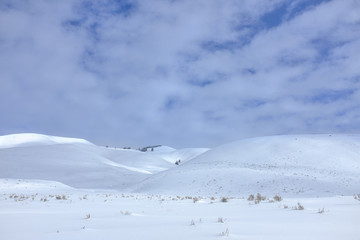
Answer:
[120,211,131,215]
[55,195,67,200]
[252,193,267,204]
[139,145,162,152]
[218,217,224,223]
[318,208,325,214]
[220,228,229,237]
[292,202,304,210]
[86,214,91,219]
[190,219,195,226]
[273,195,282,202]
[354,194,360,201]
[247,194,254,201]
[193,197,199,203]
[257,193,266,201]
[220,197,228,203]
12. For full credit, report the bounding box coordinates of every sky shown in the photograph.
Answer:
[0,0,360,148]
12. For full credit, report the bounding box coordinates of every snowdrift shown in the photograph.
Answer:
[132,134,360,197]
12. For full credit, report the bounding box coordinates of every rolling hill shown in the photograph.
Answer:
[131,134,360,197]
[0,133,208,190]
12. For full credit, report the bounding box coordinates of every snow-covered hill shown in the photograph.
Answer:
[1,133,360,240]
[0,133,92,148]
[2,133,360,197]
[132,134,360,197]
[0,133,207,190]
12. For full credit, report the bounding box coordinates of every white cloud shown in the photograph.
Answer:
[0,0,359,147]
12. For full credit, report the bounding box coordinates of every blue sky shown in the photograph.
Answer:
[0,0,359,148]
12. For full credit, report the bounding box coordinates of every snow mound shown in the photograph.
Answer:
[132,134,360,197]
[0,133,92,148]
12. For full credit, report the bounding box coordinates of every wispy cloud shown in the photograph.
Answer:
[0,0,359,147]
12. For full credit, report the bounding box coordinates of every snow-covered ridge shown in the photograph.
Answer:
[0,133,93,148]
[1,133,360,197]
[132,134,360,197]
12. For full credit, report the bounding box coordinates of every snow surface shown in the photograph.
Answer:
[1,133,360,239]
[0,179,359,240]
[150,148,210,164]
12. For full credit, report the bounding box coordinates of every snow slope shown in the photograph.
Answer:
[149,148,210,164]
[132,134,360,197]
[0,133,206,190]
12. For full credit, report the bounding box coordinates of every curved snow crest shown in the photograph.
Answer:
[0,133,93,149]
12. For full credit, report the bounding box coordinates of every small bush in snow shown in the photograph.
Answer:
[354,194,360,201]
[218,217,224,223]
[247,194,254,201]
[292,202,304,210]
[120,211,131,215]
[273,195,282,202]
[220,228,229,237]
[86,214,91,219]
[190,219,195,226]
[220,197,228,203]
[55,195,67,200]
[318,208,325,214]
[256,193,266,202]
[193,197,199,203]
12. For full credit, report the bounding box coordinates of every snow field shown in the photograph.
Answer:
[0,179,359,240]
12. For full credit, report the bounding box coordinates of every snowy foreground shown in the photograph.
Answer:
[1,179,359,240]
[1,133,360,239]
